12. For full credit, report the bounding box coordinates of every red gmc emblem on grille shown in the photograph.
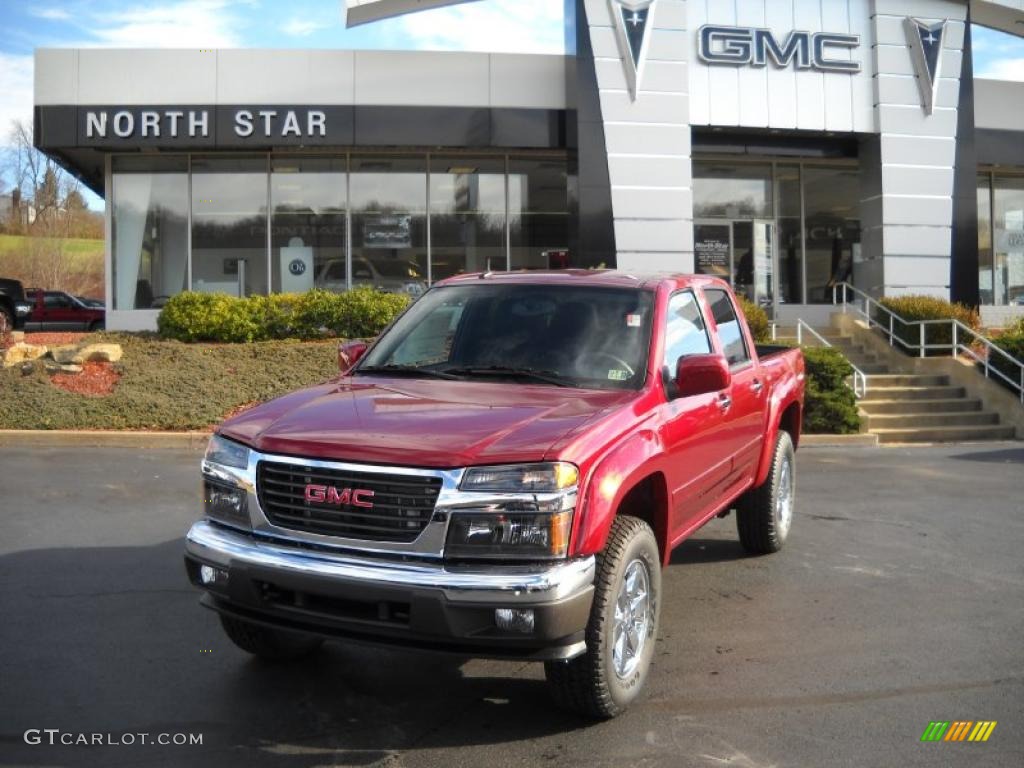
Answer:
[304,485,375,508]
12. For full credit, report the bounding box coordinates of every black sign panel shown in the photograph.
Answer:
[694,224,731,277]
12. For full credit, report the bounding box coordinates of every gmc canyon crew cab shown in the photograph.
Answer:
[185,271,805,718]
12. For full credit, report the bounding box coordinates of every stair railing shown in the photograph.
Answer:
[795,319,868,399]
[766,321,868,399]
[832,282,1024,405]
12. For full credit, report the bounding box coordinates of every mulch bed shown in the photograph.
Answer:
[49,361,120,397]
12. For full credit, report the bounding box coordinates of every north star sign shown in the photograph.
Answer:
[698,25,861,73]
[84,108,328,139]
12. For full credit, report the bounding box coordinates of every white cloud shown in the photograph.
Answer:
[398,0,563,55]
[84,0,247,48]
[977,57,1024,81]
[31,8,73,21]
[0,53,34,142]
[283,18,327,37]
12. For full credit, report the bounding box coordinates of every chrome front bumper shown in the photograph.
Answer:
[185,521,596,660]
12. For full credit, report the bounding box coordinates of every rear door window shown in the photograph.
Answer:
[703,288,750,367]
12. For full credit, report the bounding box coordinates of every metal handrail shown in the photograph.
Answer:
[832,282,1024,404]
[795,319,868,399]
[767,320,868,399]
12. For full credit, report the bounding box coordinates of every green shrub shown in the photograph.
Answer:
[801,346,860,434]
[991,330,1024,391]
[158,287,411,343]
[876,295,980,356]
[736,295,770,343]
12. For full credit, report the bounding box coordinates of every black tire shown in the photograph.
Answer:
[544,515,661,719]
[88,320,104,332]
[736,430,795,555]
[0,307,12,336]
[218,615,324,662]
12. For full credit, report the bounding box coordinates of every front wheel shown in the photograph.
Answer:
[736,430,795,555]
[218,615,324,662]
[0,308,12,336]
[545,515,660,719]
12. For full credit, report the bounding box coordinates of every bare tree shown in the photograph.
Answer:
[4,118,85,235]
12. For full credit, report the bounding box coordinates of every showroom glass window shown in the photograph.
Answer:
[992,175,1024,306]
[111,156,188,310]
[191,157,269,297]
[429,156,507,280]
[692,162,772,218]
[775,164,803,304]
[270,158,347,294]
[978,174,994,304]
[349,156,428,294]
[508,157,570,271]
[801,166,861,304]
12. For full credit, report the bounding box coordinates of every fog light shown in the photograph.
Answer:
[199,564,228,586]
[495,608,535,634]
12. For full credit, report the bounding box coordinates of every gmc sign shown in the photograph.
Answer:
[698,25,861,73]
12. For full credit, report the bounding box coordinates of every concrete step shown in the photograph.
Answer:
[861,385,966,401]
[854,363,891,374]
[873,424,1017,443]
[866,411,1001,429]
[866,374,950,387]
[860,398,983,414]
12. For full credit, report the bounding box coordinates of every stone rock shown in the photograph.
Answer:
[2,342,48,367]
[10,331,25,342]
[79,343,123,363]
[45,361,83,375]
[50,345,85,365]
[20,361,36,376]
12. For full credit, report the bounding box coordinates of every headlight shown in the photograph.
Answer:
[203,478,250,529]
[205,433,249,469]
[445,509,573,560]
[460,462,578,493]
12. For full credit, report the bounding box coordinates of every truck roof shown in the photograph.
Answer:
[436,269,730,292]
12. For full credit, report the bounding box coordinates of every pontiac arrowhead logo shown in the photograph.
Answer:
[609,0,658,101]
[905,17,948,115]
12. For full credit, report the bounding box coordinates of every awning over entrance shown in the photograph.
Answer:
[345,0,481,27]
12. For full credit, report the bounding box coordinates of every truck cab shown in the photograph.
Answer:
[184,271,804,718]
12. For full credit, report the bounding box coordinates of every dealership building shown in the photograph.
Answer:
[32,0,1024,330]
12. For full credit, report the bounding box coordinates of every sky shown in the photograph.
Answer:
[0,0,1022,208]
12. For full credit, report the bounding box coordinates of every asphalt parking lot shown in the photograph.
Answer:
[1,442,1022,768]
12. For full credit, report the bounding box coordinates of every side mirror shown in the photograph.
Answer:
[674,354,731,398]
[338,341,368,375]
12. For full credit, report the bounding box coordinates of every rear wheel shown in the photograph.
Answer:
[545,515,660,719]
[88,320,104,333]
[736,430,795,555]
[218,615,323,661]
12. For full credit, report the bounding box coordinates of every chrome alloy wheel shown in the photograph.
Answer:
[612,558,651,679]
[776,453,794,538]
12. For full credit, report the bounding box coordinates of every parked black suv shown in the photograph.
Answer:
[0,278,32,335]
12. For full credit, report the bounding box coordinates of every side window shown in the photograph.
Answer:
[44,294,70,309]
[704,288,750,367]
[662,291,712,368]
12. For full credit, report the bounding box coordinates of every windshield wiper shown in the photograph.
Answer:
[357,365,462,380]
[442,366,576,388]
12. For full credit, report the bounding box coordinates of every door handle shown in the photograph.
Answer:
[718,394,732,411]
[751,379,764,394]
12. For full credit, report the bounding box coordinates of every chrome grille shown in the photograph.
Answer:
[256,460,441,543]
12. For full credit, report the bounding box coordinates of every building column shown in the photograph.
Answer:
[571,0,693,273]
[863,0,968,300]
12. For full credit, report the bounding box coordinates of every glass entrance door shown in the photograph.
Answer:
[695,219,776,312]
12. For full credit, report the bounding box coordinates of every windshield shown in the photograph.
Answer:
[359,283,655,390]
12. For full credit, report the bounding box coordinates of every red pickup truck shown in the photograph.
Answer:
[185,271,805,718]
[23,290,105,332]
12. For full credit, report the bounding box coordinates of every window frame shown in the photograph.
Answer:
[701,287,753,371]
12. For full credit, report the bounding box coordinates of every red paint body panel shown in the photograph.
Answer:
[217,272,805,561]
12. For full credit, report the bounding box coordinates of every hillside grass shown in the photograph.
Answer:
[0,234,104,261]
[0,334,338,430]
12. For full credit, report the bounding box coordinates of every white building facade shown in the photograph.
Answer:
[32,0,1024,329]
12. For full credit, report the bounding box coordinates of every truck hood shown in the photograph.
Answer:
[218,376,635,468]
